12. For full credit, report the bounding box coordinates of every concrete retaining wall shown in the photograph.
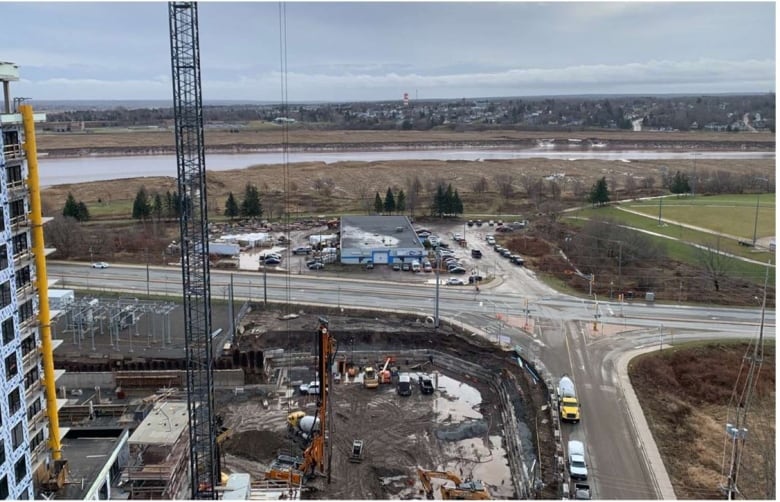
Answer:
[58,369,245,390]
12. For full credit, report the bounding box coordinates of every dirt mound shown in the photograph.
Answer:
[223,430,292,463]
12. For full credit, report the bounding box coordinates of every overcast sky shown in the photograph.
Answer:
[2,1,776,102]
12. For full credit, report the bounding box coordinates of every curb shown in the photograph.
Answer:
[616,347,677,500]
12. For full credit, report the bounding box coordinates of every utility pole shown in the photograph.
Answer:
[752,192,760,246]
[723,260,770,499]
[434,249,440,328]
[658,196,663,225]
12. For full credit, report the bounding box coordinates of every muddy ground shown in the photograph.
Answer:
[629,342,775,500]
[216,307,557,499]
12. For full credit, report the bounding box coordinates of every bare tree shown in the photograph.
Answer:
[472,176,489,194]
[624,174,637,196]
[695,237,732,291]
[494,173,514,198]
[571,178,586,198]
[44,216,86,259]
[548,179,561,201]
[312,177,336,196]
[641,176,655,190]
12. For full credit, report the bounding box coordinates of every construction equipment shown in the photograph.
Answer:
[379,356,394,384]
[363,366,379,388]
[168,2,218,498]
[267,319,337,484]
[349,440,364,463]
[287,411,321,443]
[416,467,490,500]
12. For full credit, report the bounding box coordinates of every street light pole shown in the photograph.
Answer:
[752,192,760,246]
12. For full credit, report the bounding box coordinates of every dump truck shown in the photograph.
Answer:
[557,375,581,423]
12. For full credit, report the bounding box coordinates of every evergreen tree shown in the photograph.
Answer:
[432,184,446,217]
[587,177,610,207]
[444,184,455,215]
[452,189,464,215]
[374,192,383,214]
[75,202,90,222]
[396,190,406,214]
[670,171,691,194]
[152,193,163,221]
[132,187,151,220]
[224,192,239,219]
[384,187,396,214]
[63,193,79,219]
[240,183,263,217]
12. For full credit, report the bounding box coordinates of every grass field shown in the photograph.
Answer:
[623,193,776,241]
[565,195,775,285]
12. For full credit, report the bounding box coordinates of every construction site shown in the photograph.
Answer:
[47,297,558,499]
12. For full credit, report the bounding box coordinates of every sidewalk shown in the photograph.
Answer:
[616,347,677,500]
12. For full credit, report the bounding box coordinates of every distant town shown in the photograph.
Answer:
[40,93,775,133]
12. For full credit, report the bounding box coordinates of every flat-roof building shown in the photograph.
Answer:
[340,216,425,265]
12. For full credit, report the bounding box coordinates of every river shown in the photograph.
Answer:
[38,148,774,187]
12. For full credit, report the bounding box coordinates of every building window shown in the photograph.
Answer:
[26,397,41,422]
[5,164,22,186]
[0,282,11,309]
[4,353,17,380]
[20,335,35,359]
[23,367,38,391]
[11,422,23,451]
[29,430,43,452]
[1,318,13,345]
[16,266,31,289]
[13,457,26,484]
[9,199,25,221]
[11,233,28,257]
[0,476,7,499]
[7,389,21,416]
[0,244,7,269]
[0,439,5,465]
[18,300,33,324]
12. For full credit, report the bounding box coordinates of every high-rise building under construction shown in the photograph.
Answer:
[0,61,65,499]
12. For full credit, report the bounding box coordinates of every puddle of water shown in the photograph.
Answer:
[433,374,483,422]
[440,435,513,499]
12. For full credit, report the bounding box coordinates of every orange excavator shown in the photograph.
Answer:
[416,467,490,500]
[266,318,337,485]
[379,356,395,384]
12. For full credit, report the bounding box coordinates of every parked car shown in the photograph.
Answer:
[467,220,474,227]
[401,263,411,271]
[91,262,110,269]
[292,246,312,255]
[501,249,512,258]
[475,220,483,227]
[365,260,374,270]
[447,277,466,286]
[396,373,412,396]
[392,263,401,271]
[307,261,325,270]
[265,257,282,265]
[418,375,435,394]
[468,274,484,284]
[448,267,467,275]
[488,220,495,226]
[471,249,483,258]
[510,255,525,266]
[299,381,320,395]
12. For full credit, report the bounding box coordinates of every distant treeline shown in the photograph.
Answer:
[43,93,775,133]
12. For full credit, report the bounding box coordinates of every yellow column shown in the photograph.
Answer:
[20,104,62,460]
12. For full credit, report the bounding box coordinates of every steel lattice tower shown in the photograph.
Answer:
[168,2,217,498]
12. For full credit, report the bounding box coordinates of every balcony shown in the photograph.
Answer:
[9,214,30,231]
[21,344,40,371]
[2,142,24,161]
[13,248,32,267]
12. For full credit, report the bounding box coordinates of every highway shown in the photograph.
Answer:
[49,261,775,499]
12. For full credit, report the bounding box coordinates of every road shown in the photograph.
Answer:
[49,260,775,499]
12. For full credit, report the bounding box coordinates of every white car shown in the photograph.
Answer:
[91,262,110,269]
[299,381,320,395]
[446,277,466,286]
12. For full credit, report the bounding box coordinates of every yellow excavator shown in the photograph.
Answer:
[416,467,490,500]
[266,318,336,485]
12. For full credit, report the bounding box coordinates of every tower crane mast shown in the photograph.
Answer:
[168,2,218,498]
